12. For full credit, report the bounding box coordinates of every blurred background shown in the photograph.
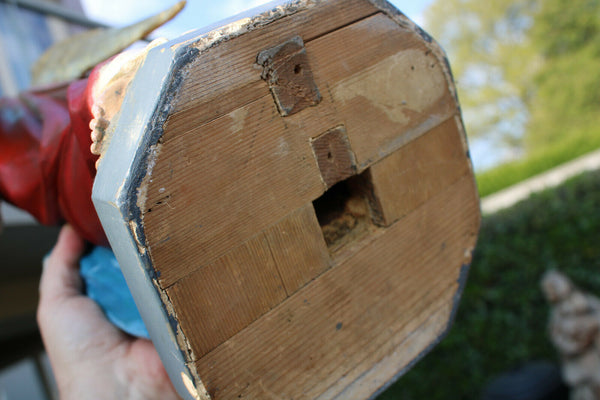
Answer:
[1,0,599,398]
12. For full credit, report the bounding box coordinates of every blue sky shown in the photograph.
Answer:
[82,0,435,37]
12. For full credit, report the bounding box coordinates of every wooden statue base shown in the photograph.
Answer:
[93,1,480,399]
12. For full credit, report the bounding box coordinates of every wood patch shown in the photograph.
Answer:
[166,234,287,360]
[311,125,357,188]
[368,117,471,226]
[263,204,332,295]
[194,176,479,399]
[258,36,321,116]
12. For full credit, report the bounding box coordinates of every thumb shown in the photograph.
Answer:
[39,225,86,303]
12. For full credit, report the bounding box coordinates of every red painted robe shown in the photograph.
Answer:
[0,70,108,245]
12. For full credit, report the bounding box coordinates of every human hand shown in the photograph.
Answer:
[37,225,180,400]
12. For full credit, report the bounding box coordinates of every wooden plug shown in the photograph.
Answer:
[257,35,322,116]
[311,125,357,188]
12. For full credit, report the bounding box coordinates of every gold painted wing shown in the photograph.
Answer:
[30,1,185,87]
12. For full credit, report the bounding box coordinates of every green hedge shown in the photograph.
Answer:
[476,131,600,197]
[377,169,600,399]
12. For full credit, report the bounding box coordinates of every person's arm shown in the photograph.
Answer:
[37,225,180,400]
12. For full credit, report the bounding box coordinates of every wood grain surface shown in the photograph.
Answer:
[127,1,480,398]
[194,176,479,399]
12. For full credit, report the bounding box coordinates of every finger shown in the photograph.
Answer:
[124,339,179,398]
[39,225,86,302]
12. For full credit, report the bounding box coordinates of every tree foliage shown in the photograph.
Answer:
[527,0,600,149]
[424,0,538,153]
[424,0,600,162]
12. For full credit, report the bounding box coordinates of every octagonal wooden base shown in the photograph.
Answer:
[93,1,480,399]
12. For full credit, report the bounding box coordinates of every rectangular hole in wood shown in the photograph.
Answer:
[312,169,383,254]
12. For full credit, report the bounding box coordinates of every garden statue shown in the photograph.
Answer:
[0,0,185,340]
[2,1,482,398]
[542,270,600,400]
[0,1,184,244]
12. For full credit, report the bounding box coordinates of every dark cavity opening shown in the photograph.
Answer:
[312,170,382,252]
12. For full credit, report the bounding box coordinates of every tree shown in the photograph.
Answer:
[424,0,538,159]
[526,0,600,149]
[424,0,600,165]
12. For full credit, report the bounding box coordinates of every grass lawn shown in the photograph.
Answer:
[376,169,600,399]
[476,131,600,197]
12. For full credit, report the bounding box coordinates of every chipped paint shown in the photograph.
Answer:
[128,220,147,256]
[136,143,163,216]
[172,0,318,54]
